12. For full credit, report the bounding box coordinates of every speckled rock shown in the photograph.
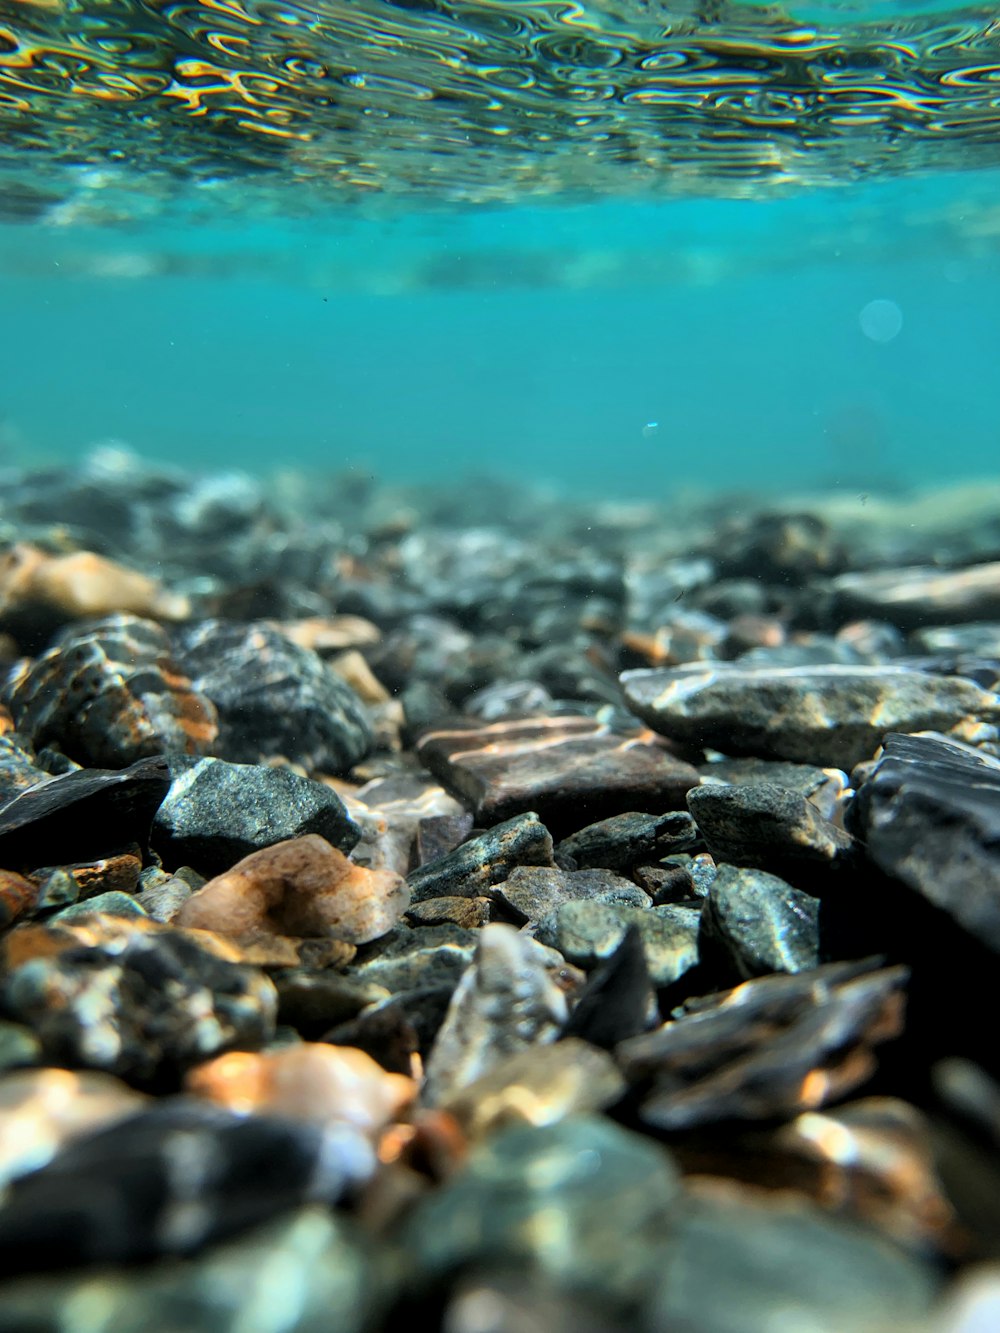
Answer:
[408,812,555,904]
[491,864,650,926]
[176,835,409,946]
[152,756,361,876]
[535,900,701,989]
[563,925,656,1048]
[702,864,822,978]
[403,1116,680,1310]
[622,662,1000,769]
[176,620,373,773]
[687,781,855,877]
[5,614,218,768]
[421,923,569,1106]
[2,914,277,1083]
[554,810,698,872]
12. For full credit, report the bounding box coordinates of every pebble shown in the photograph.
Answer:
[407,811,555,904]
[554,809,698,872]
[534,899,701,988]
[702,863,822,978]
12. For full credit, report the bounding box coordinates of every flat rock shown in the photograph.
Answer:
[701,756,847,821]
[492,864,650,925]
[828,562,1000,630]
[702,864,821,978]
[535,900,701,989]
[404,895,492,928]
[848,731,1000,953]
[617,958,907,1130]
[152,756,360,876]
[687,781,855,877]
[563,925,657,1048]
[555,810,698,872]
[415,714,700,837]
[407,811,555,904]
[177,620,373,774]
[621,663,1000,769]
[0,755,171,870]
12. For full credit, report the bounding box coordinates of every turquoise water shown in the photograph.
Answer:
[1,0,999,499]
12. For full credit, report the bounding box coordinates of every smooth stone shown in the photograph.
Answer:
[0,1207,373,1333]
[621,662,1000,769]
[274,971,390,1038]
[176,835,409,946]
[702,864,821,978]
[647,1179,938,1333]
[828,561,1000,629]
[351,926,477,996]
[415,714,700,837]
[2,915,277,1084]
[562,924,657,1048]
[492,864,650,925]
[51,889,149,921]
[177,620,374,774]
[134,874,195,922]
[0,1020,42,1071]
[0,1100,374,1274]
[407,812,555,904]
[554,810,698,872]
[404,1117,679,1309]
[848,732,1000,953]
[535,900,700,989]
[152,756,361,876]
[0,754,171,871]
[913,623,1000,657]
[618,958,908,1131]
[688,781,855,876]
[421,923,568,1106]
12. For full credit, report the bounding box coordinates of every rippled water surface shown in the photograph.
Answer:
[3,0,1000,216]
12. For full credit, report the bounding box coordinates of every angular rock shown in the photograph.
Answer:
[404,1117,679,1309]
[563,925,656,1048]
[415,714,700,837]
[152,756,360,876]
[621,662,1000,769]
[0,1100,373,1274]
[5,614,218,768]
[0,754,171,870]
[492,864,650,926]
[176,620,373,774]
[176,835,409,946]
[554,810,698,872]
[421,923,569,1106]
[0,868,40,927]
[405,895,492,929]
[536,900,701,989]
[407,812,555,904]
[0,731,50,805]
[2,914,277,1084]
[702,755,848,821]
[848,732,1000,953]
[702,864,821,979]
[687,781,855,877]
[617,958,908,1130]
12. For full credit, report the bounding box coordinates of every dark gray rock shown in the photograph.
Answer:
[848,731,1000,953]
[701,756,847,821]
[828,562,1000,630]
[403,1117,679,1310]
[702,864,821,979]
[407,812,555,904]
[535,900,700,988]
[151,756,360,876]
[177,620,373,774]
[51,890,149,921]
[687,782,855,878]
[555,810,698,872]
[493,864,650,925]
[563,925,656,1048]
[622,662,1000,769]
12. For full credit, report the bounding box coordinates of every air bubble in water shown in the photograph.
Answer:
[859,299,903,343]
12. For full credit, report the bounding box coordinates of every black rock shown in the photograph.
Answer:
[407,812,555,904]
[176,620,373,774]
[563,926,656,1048]
[0,755,171,870]
[555,811,698,873]
[687,782,855,879]
[151,756,361,875]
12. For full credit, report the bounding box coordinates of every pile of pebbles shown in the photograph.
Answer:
[1,446,1000,1330]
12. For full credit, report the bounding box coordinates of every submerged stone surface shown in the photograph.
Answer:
[407,811,555,903]
[621,662,1000,769]
[702,864,821,979]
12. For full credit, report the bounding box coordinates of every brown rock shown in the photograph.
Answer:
[0,868,40,928]
[405,896,491,929]
[175,834,409,944]
[0,543,189,624]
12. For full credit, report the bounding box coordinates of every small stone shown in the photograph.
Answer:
[51,889,149,921]
[0,867,40,927]
[176,619,374,774]
[275,971,390,1038]
[622,662,1000,769]
[618,958,908,1130]
[407,812,555,904]
[0,1020,42,1071]
[404,1117,679,1310]
[703,755,848,821]
[405,895,492,929]
[688,781,855,877]
[421,923,569,1106]
[555,810,698,872]
[563,925,656,1048]
[185,1043,415,1137]
[702,864,822,979]
[443,1038,626,1139]
[492,864,650,926]
[416,714,700,837]
[134,874,194,923]
[151,756,361,876]
[31,845,142,901]
[535,899,700,989]
[415,811,475,865]
[176,835,409,946]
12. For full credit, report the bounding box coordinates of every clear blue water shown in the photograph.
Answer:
[1,0,999,501]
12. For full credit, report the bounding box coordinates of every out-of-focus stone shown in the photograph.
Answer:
[176,835,409,945]
[416,714,700,837]
[535,900,701,989]
[618,958,908,1130]
[622,662,1000,769]
[0,867,40,926]
[185,1043,415,1137]
[563,925,656,1048]
[405,895,492,929]
[421,923,569,1106]
[828,562,1000,630]
[6,614,217,768]
[702,864,821,978]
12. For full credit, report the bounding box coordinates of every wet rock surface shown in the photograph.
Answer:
[3,455,1000,1327]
